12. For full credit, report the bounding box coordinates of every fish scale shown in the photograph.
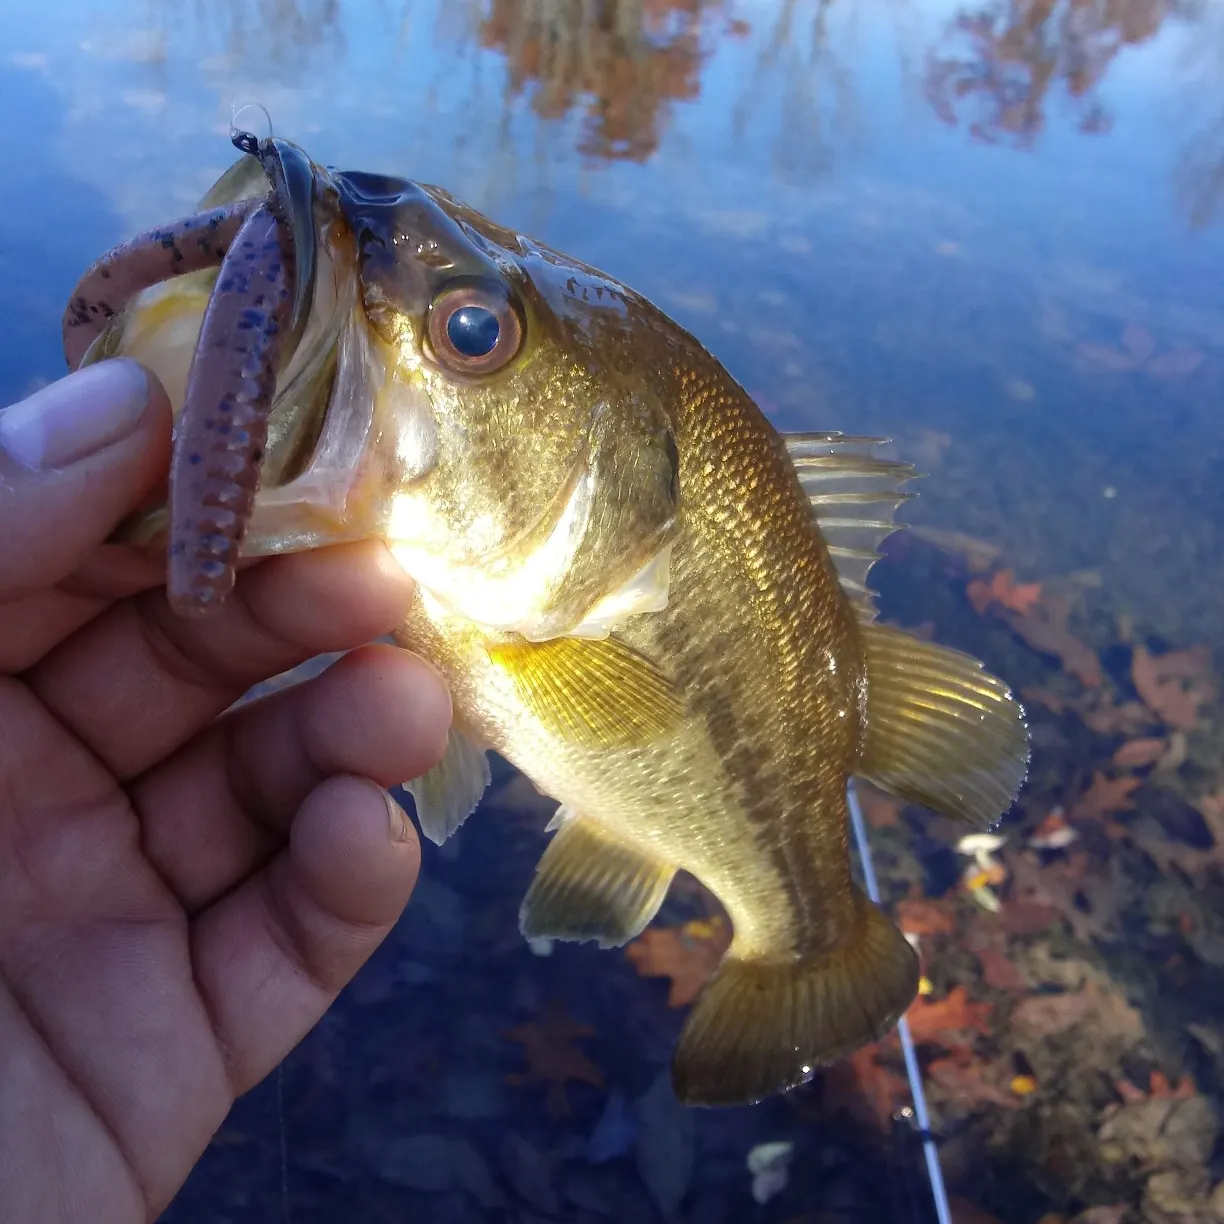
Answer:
[65,131,1029,1108]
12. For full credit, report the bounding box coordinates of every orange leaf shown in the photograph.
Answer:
[966,569,1043,616]
[1132,645,1214,731]
[904,986,992,1043]
[1002,595,1102,687]
[1070,771,1142,821]
[505,999,604,1116]
[625,916,731,1007]
[927,1054,1019,1108]
[972,945,1026,990]
[857,782,902,828]
[1111,737,1167,768]
[842,1045,910,1129]
[897,897,957,936]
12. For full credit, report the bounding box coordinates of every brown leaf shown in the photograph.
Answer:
[1011,982,1143,1042]
[1112,738,1167,768]
[927,1054,1020,1109]
[1070,772,1142,821]
[1077,341,1143,371]
[505,999,604,1116]
[973,945,1027,990]
[1132,645,1214,731]
[625,917,731,1007]
[897,897,957,936]
[949,1196,1009,1224]
[967,569,1043,616]
[1145,349,1204,377]
[857,782,901,828]
[1002,595,1102,687]
[1083,698,1153,736]
[839,1045,910,1129]
[905,986,992,1043]
[1022,687,1067,714]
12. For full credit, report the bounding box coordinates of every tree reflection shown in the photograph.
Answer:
[923,0,1176,148]
[729,0,859,184]
[471,0,727,162]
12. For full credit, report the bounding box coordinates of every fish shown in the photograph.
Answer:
[64,132,1029,1107]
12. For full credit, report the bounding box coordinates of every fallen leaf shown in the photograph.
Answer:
[1070,772,1142,821]
[967,569,1043,616]
[949,1196,1009,1224]
[1083,698,1154,736]
[1011,982,1143,1042]
[927,1053,1019,1109]
[904,986,992,1043]
[897,897,957,936]
[625,916,731,1008]
[1132,645,1214,732]
[1146,349,1204,377]
[1021,687,1067,715]
[841,1045,910,1129]
[505,999,604,1116]
[857,782,901,828]
[1003,595,1102,687]
[1121,324,1157,364]
[1112,738,1167,768]
[1115,1070,1196,1102]
[972,945,1027,990]
[1077,341,1143,371]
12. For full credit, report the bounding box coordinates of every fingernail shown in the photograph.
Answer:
[386,791,412,843]
[0,359,150,471]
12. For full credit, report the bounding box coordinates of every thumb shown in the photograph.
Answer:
[0,359,172,599]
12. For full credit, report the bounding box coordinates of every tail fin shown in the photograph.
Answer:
[671,889,918,1106]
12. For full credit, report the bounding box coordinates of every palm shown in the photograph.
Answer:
[1,384,449,1224]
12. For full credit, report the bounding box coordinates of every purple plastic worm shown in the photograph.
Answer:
[62,200,260,370]
[166,200,294,616]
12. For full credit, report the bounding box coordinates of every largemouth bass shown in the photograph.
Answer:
[65,134,1028,1106]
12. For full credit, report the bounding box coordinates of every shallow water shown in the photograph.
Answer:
[2,1,1223,1221]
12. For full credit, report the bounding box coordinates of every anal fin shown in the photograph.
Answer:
[859,623,1028,828]
[520,811,675,949]
[404,725,491,846]
[672,888,918,1107]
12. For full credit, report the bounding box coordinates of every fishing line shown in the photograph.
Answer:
[847,780,953,1224]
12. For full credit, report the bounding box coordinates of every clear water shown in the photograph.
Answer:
[2,1,1222,1221]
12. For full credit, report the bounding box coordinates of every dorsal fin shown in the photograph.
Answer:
[782,432,919,621]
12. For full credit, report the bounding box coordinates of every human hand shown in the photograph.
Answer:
[0,359,451,1223]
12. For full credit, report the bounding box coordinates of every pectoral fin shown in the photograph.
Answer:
[403,725,491,845]
[520,811,676,949]
[487,636,683,749]
[859,623,1028,827]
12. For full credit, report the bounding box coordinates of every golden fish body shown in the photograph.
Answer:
[78,139,1028,1106]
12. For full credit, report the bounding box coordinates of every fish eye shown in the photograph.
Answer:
[426,281,523,375]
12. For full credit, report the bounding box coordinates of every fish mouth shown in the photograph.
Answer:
[106,137,432,562]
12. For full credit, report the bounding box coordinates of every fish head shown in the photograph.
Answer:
[95,139,682,639]
[329,169,683,638]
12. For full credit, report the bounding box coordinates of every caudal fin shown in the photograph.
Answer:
[671,889,918,1106]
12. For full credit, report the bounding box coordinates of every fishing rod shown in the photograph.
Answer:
[847,780,953,1224]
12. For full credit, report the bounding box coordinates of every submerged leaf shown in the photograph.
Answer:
[624,916,731,1007]
[1132,645,1214,731]
[1112,737,1167,768]
[1070,772,1142,821]
[505,999,604,1116]
[904,985,992,1043]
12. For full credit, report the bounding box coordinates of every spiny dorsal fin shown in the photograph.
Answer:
[782,432,919,622]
